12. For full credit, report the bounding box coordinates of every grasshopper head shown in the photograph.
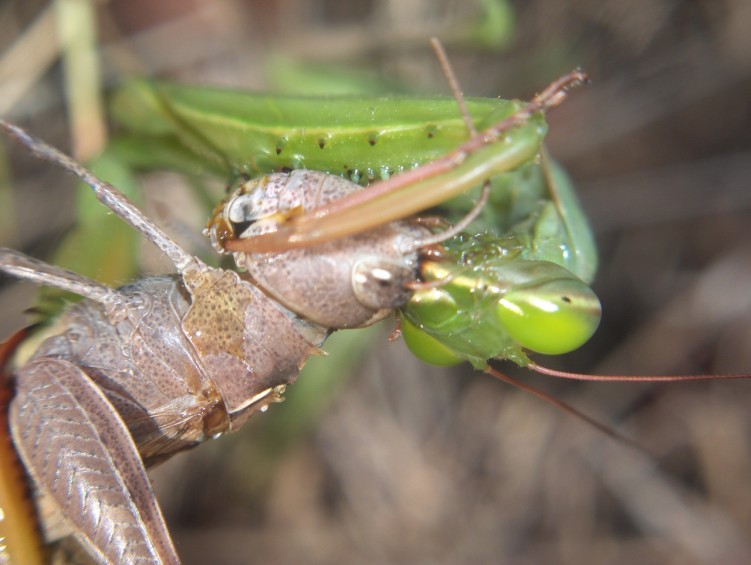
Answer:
[206,170,429,328]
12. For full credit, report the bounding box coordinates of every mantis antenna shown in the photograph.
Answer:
[409,38,491,249]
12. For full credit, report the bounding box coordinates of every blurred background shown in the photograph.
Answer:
[2,1,751,563]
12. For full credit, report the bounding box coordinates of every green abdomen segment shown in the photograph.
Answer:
[111,80,523,182]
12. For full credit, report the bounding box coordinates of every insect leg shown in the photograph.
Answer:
[0,331,45,565]
[0,120,203,276]
[10,357,181,564]
[228,70,587,253]
[539,149,598,283]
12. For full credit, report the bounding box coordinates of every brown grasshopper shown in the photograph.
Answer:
[0,122,429,564]
[0,70,587,563]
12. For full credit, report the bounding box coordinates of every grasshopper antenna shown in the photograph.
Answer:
[0,120,204,276]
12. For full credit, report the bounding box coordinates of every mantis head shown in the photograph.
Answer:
[401,254,602,367]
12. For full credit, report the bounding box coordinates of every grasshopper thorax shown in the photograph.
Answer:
[206,171,430,328]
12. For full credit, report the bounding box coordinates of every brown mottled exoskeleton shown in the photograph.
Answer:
[0,121,429,564]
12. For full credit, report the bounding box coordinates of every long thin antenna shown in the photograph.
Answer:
[1,120,204,275]
[484,364,650,454]
[413,38,490,249]
[528,360,751,382]
[430,37,476,136]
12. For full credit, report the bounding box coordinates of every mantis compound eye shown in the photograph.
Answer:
[400,315,465,366]
[496,277,601,355]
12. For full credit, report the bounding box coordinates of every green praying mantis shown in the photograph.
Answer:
[0,50,650,562]
[100,69,602,368]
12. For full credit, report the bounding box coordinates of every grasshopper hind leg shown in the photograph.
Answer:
[10,357,181,564]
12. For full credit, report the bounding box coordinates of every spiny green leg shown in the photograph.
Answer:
[539,149,597,283]
[232,70,588,253]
